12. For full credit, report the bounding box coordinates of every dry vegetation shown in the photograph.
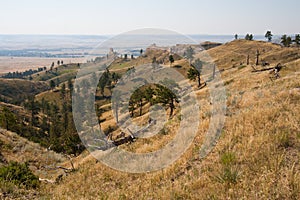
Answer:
[0,57,85,75]
[0,40,299,199]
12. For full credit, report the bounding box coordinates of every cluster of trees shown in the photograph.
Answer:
[1,60,64,80]
[97,70,121,97]
[245,34,254,41]
[281,34,300,47]
[0,79,84,155]
[235,31,300,47]
[2,67,46,79]
[127,80,179,119]
[233,34,253,40]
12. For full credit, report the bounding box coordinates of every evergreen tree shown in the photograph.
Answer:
[245,34,253,40]
[188,58,203,88]
[67,79,73,99]
[154,84,179,118]
[60,83,66,100]
[50,80,56,90]
[294,34,300,45]
[169,55,174,66]
[265,31,273,42]
[131,88,144,116]
[281,35,292,47]
[0,106,17,130]
[185,46,194,65]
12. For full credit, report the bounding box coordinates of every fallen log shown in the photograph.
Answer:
[251,66,275,72]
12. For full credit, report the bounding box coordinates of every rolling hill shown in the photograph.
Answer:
[0,39,299,199]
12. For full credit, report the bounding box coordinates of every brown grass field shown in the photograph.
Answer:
[0,56,86,74]
[0,40,299,199]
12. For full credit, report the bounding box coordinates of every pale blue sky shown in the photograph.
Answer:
[0,0,298,35]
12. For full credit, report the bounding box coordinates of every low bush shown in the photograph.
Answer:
[0,162,39,189]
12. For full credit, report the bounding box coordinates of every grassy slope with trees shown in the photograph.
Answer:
[0,38,299,199]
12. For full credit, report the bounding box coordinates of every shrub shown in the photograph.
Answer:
[0,162,39,189]
[212,151,240,185]
[159,127,168,135]
[277,132,293,148]
[216,166,239,184]
[220,152,236,167]
[238,65,246,70]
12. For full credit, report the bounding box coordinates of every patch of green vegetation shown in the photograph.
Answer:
[109,60,133,70]
[238,65,246,70]
[224,79,234,86]
[0,162,39,189]
[211,151,240,186]
[0,79,49,104]
[277,131,293,148]
[220,152,236,166]
[159,127,168,135]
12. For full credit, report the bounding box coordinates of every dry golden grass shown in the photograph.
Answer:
[3,40,299,199]
[0,128,66,179]
[38,40,300,200]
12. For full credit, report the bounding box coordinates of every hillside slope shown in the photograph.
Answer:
[39,40,300,199]
[0,79,49,104]
[0,128,67,199]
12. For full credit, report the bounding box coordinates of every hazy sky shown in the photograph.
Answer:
[0,0,298,35]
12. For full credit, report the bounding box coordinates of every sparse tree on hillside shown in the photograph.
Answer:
[281,35,292,47]
[188,58,203,88]
[131,88,144,116]
[245,34,249,40]
[154,83,179,119]
[56,78,60,87]
[265,31,273,42]
[62,101,68,132]
[112,72,121,83]
[152,57,157,64]
[68,79,73,99]
[294,34,300,45]
[256,50,260,66]
[50,80,56,90]
[185,46,194,65]
[144,87,154,105]
[60,83,66,100]
[169,55,174,66]
[128,99,135,117]
[0,106,17,130]
[26,96,39,127]
[245,34,253,40]
[49,103,61,140]
[98,71,110,97]
[249,34,253,40]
